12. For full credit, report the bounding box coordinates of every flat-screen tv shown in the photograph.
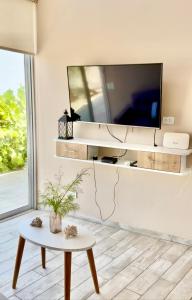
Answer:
[67,63,163,128]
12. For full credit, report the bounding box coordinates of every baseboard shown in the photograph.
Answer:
[69,212,192,246]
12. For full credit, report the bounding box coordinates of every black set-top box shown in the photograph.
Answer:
[101,156,118,164]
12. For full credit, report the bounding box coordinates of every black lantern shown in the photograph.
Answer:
[58,110,73,140]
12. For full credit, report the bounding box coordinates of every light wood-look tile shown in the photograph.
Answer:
[162,248,192,283]
[35,284,64,300]
[0,211,192,300]
[114,288,140,300]
[165,268,192,300]
[16,266,64,300]
[86,274,129,300]
[140,278,175,300]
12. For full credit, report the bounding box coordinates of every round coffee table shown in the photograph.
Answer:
[12,217,99,300]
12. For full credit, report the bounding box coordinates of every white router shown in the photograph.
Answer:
[163,132,190,150]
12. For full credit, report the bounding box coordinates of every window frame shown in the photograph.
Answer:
[0,54,37,220]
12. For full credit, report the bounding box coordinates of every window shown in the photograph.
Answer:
[0,50,36,218]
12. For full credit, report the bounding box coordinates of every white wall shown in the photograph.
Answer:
[35,0,192,239]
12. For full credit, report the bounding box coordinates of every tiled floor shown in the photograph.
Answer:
[1,210,192,299]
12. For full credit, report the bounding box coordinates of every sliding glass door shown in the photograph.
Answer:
[0,50,36,219]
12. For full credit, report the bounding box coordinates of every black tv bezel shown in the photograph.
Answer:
[67,63,163,129]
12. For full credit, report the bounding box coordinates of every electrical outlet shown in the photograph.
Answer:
[163,116,175,125]
[107,82,115,90]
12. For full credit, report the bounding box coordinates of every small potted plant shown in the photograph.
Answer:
[41,169,88,233]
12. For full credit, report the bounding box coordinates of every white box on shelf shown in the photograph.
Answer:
[163,132,190,150]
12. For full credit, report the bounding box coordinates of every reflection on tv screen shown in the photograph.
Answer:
[67,64,162,128]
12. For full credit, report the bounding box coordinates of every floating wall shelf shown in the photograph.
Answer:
[54,138,192,176]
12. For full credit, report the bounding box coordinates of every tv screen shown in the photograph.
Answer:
[67,64,163,128]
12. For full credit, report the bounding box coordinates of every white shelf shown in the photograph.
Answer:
[55,138,192,156]
[54,155,192,176]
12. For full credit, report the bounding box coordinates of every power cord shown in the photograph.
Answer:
[123,126,129,143]
[92,159,120,222]
[113,149,128,159]
[113,127,129,158]
[92,159,103,221]
[106,125,129,144]
[91,125,126,221]
[106,125,123,143]
[105,167,119,221]
[154,128,157,147]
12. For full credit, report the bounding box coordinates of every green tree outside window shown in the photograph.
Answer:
[0,86,27,173]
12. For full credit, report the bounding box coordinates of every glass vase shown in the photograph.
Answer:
[49,212,62,233]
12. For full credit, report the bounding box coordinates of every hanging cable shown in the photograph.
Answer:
[154,128,157,147]
[104,167,119,222]
[106,125,123,143]
[112,127,128,158]
[91,125,127,221]
[113,149,128,159]
[123,126,129,143]
[92,159,103,221]
[92,159,120,222]
[106,125,129,144]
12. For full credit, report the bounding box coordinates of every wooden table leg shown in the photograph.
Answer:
[87,248,100,294]
[64,252,72,300]
[41,247,46,269]
[12,236,26,289]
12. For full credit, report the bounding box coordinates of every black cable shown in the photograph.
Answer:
[113,127,129,158]
[92,124,126,221]
[92,159,120,222]
[104,167,119,222]
[154,128,157,147]
[106,125,123,143]
[123,127,129,143]
[113,149,128,159]
[92,159,103,221]
[106,126,129,158]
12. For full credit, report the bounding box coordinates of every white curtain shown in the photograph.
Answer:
[0,0,37,54]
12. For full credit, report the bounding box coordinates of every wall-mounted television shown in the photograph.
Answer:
[67,63,163,128]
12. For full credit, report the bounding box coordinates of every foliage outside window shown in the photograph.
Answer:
[0,87,27,173]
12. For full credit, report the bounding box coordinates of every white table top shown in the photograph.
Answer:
[18,218,96,252]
